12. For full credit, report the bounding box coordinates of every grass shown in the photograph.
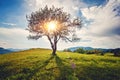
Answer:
[0,48,120,80]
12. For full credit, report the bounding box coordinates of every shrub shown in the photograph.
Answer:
[74,48,85,54]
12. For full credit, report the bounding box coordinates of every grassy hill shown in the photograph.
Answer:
[0,48,120,80]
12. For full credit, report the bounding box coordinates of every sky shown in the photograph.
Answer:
[0,0,120,50]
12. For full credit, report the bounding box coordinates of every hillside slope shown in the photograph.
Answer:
[0,47,12,54]
[0,48,120,80]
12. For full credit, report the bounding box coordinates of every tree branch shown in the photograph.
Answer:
[62,37,73,42]
[56,35,61,42]
[47,35,54,49]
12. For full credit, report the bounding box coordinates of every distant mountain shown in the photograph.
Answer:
[68,46,120,55]
[7,48,23,52]
[68,46,114,52]
[68,46,94,52]
[0,47,26,54]
[0,47,12,54]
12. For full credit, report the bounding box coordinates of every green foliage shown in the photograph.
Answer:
[74,48,85,54]
[112,48,120,56]
[86,49,102,55]
[73,48,102,55]
[0,48,120,80]
[63,49,72,52]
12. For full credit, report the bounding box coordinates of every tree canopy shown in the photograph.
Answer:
[26,5,82,55]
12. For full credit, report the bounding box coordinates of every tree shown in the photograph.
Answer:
[26,6,82,55]
[74,48,85,54]
[111,48,120,56]
[63,49,72,52]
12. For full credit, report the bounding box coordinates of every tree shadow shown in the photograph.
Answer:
[0,62,13,80]
[55,55,79,80]
[1,54,79,80]
[0,55,55,80]
[75,64,120,80]
[26,55,54,79]
[27,55,79,80]
[21,54,120,80]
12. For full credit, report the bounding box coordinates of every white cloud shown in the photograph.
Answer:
[0,27,28,37]
[81,0,120,35]
[77,0,120,48]
[24,0,87,17]
[2,22,17,26]
[0,27,50,49]
[1,0,120,50]
[23,0,120,49]
[0,40,8,47]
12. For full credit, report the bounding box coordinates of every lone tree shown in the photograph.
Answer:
[26,6,82,55]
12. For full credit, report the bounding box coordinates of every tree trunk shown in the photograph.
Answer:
[52,43,57,55]
[47,35,58,56]
[52,48,56,55]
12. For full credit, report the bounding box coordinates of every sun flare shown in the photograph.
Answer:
[46,21,57,31]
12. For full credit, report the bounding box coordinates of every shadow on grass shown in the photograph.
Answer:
[26,55,54,79]
[0,55,55,80]
[75,65,120,80]
[25,55,79,80]
[55,55,79,80]
[19,55,120,80]
[1,54,120,80]
[0,62,13,80]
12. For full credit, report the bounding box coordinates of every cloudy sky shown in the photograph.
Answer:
[0,0,120,50]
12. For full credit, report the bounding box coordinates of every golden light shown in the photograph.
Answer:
[46,21,57,32]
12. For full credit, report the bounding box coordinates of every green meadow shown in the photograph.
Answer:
[0,48,120,80]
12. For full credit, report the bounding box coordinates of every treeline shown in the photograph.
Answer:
[63,48,120,56]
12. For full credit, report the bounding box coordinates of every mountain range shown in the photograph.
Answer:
[1,46,120,54]
[68,46,119,52]
[68,46,94,51]
[0,47,24,54]
[0,47,12,54]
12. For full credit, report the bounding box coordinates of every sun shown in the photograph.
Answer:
[46,21,57,31]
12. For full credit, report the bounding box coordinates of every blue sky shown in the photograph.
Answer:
[82,0,107,6]
[0,0,120,49]
[0,0,26,28]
